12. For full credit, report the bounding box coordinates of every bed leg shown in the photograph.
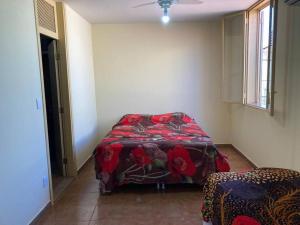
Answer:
[161,183,166,191]
[156,183,160,191]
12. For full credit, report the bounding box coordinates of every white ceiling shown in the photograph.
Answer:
[62,0,258,24]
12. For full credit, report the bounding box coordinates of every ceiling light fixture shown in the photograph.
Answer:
[133,0,203,25]
[161,8,170,24]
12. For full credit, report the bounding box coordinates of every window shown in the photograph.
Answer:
[222,0,277,113]
[246,0,276,110]
[258,6,270,108]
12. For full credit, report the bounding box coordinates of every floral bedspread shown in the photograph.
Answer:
[202,168,300,225]
[94,113,230,193]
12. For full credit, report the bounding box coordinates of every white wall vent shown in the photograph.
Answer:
[36,0,58,39]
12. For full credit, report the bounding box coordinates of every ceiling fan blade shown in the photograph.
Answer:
[174,0,203,4]
[132,1,157,8]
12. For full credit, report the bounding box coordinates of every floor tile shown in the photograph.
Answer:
[34,146,252,225]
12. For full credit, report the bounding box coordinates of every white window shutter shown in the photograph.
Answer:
[222,12,247,103]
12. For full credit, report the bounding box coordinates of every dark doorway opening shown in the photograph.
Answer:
[40,34,68,198]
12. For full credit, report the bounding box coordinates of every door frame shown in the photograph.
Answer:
[33,0,77,204]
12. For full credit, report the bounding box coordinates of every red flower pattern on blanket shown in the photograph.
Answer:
[145,129,172,136]
[215,151,230,172]
[119,114,143,125]
[99,143,123,173]
[181,114,193,123]
[181,127,208,137]
[151,113,174,124]
[232,216,261,225]
[167,145,196,177]
[131,146,152,167]
[102,137,120,143]
[110,130,136,137]
[166,135,195,141]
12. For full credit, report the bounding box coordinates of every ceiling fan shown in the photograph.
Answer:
[133,0,203,24]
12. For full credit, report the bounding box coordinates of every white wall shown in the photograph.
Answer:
[0,0,50,224]
[92,22,231,144]
[64,4,98,170]
[230,3,300,171]
[289,7,300,171]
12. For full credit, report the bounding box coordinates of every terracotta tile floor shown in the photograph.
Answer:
[35,146,253,225]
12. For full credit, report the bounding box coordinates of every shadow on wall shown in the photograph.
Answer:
[74,125,99,170]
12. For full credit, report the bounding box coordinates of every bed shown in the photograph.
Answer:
[202,168,300,225]
[94,112,230,194]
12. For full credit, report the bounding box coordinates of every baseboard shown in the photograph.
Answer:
[215,144,232,148]
[77,154,94,174]
[216,144,258,169]
[231,145,258,169]
[29,153,94,224]
[30,155,93,224]
[29,202,51,225]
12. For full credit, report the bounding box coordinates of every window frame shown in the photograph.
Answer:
[267,0,278,116]
[244,0,278,114]
[245,0,270,110]
[257,3,270,109]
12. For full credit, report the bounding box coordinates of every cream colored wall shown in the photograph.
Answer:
[230,3,300,171]
[92,22,231,144]
[0,0,50,224]
[290,7,300,171]
[64,4,98,170]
